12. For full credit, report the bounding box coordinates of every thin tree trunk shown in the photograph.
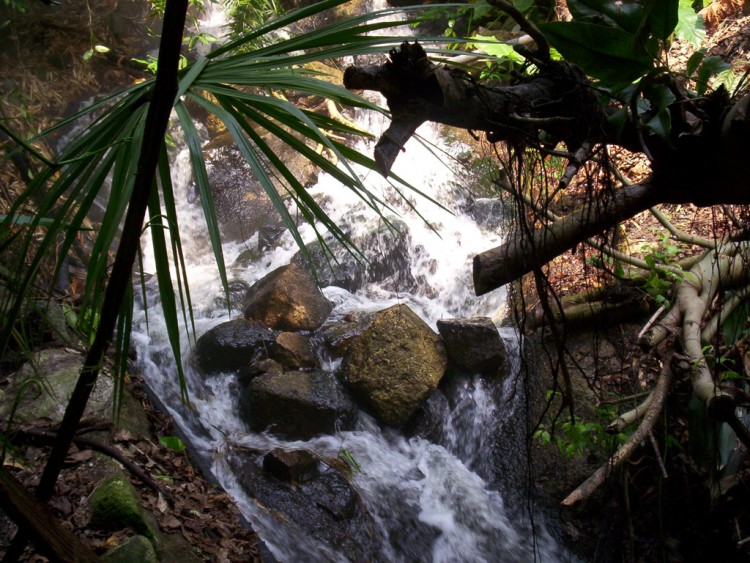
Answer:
[5,0,189,559]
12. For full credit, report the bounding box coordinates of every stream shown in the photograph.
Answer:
[129,5,573,561]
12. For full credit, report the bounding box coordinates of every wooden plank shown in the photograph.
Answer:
[0,467,99,562]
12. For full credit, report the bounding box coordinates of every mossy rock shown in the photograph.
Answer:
[89,474,154,540]
[102,535,157,563]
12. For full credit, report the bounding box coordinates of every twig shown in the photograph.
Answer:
[562,356,673,506]
[649,207,716,249]
[598,390,651,406]
[11,428,175,505]
[486,0,551,61]
[638,305,666,341]
[648,430,668,479]
[608,391,654,433]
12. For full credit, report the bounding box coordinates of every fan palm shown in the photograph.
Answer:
[0,0,470,518]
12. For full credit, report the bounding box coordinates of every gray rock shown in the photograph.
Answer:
[292,219,415,293]
[340,304,447,427]
[238,358,284,386]
[0,349,112,425]
[319,311,376,357]
[240,370,357,440]
[436,317,506,376]
[301,471,358,521]
[243,263,333,331]
[194,318,275,375]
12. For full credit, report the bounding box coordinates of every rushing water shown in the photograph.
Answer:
[131,107,573,560]
[129,5,573,560]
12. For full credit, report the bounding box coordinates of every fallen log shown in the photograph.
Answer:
[0,467,99,562]
[473,182,658,295]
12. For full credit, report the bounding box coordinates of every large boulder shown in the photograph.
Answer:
[240,370,357,440]
[243,263,333,331]
[228,447,378,561]
[292,219,415,293]
[0,348,112,425]
[436,317,506,376]
[194,318,275,375]
[340,304,447,427]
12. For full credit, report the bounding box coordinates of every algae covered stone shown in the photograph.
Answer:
[102,535,157,563]
[89,474,153,539]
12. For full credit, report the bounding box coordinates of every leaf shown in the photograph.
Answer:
[642,83,676,143]
[512,0,534,12]
[695,55,731,95]
[540,21,653,84]
[470,35,525,62]
[160,435,186,453]
[685,49,705,77]
[675,0,706,48]
[93,45,110,53]
[645,0,679,42]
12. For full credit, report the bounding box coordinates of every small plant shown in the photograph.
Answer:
[337,446,361,474]
[160,435,186,453]
[534,403,628,459]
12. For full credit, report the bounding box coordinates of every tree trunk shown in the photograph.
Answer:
[473,183,658,295]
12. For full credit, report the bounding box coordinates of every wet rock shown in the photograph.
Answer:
[468,197,506,232]
[212,279,251,312]
[201,145,298,244]
[195,318,275,375]
[292,219,416,293]
[229,450,377,561]
[301,471,358,521]
[319,311,376,357]
[240,370,357,440]
[340,304,447,427]
[238,358,284,386]
[436,317,506,376]
[0,348,112,425]
[269,332,318,369]
[263,448,319,483]
[243,263,333,331]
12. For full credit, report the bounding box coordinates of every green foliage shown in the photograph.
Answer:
[160,435,187,453]
[540,0,680,85]
[0,1,458,405]
[640,231,685,306]
[338,446,362,474]
[223,0,283,47]
[534,410,627,459]
[675,0,706,48]
[2,0,26,12]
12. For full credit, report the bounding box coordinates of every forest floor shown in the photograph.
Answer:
[0,374,264,562]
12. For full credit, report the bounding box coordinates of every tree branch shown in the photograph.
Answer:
[473,182,659,295]
[562,355,674,506]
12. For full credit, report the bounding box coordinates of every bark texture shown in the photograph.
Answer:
[344,43,750,296]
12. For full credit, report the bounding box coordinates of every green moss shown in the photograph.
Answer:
[89,474,154,539]
[102,535,157,563]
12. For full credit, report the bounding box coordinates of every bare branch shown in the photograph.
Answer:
[485,0,551,62]
[562,357,674,506]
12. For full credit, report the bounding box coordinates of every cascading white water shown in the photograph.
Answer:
[132,110,573,560]
[130,4,575,561]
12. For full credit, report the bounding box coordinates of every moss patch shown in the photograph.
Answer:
[89,473,154,540]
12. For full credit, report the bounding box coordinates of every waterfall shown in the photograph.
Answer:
[130,4,575,561]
